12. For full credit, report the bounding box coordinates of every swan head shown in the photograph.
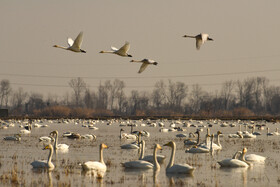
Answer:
[128,54,132,57]
[53,45,58,48]
[43,144,53,150]
[99,51,105,53]
[80,49,86,53]
[163,141,174,147]
[50,130,58,136]
[100,143,108,150]
[217,131,222,135]
[155,144,162,151]
[182,35,188,37]
[153,62,158,65]
[130,60,135,62]
[242,147,247,153]
[207,37,214,41]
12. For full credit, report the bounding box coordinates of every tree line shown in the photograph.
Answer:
[1,76,280,118]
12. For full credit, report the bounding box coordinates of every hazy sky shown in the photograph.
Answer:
[1,0,280,97]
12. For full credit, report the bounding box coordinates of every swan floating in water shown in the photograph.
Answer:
[50,130,69,152]
[218,149,249,168]
[4,134,21,141]
[123,143,162,170]
[139,140,166,164]
[82,143,108,173]
[183,33,213,50]
[100,42,132,57]
[164,141,195,174]
[130,59,158,73]
[53,31,86,53]
[31,144,55,170]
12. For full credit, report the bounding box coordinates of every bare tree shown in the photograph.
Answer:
[166,80,187,110]
[0,79,12,108]
[26,93,45,114]
[69,77,86,107]
[152,80,166,109]
[188,84,205,113]
[220,80,235,110]
[10,87,28,114]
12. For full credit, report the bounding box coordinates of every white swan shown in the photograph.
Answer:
[130,59,158,73]
[82,143,108,172]
[31,144,55,170]
[186,145,210,153]
[50,130,69,152]
[244,154,266,163]
[39,136,54,143]
[218,150,249,168]
[4,134,21,141]
[140,140,166,164]
[100,42,132,57]
[81,134,97,141]
[183,33,213,50]
[123,143,162,170]
[53,31,86,53]
[164,141,195,174]
[274,128,280,136]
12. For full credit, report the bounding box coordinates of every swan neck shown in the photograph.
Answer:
[139,141,145,160]
[167,143,175,169]
[54,132,58,150]
[54,45,67,50]
[196,132,200,145]
[217,134,221,147]
[153,146,160,170]
[99,146,105,164]
[47,147,53,166]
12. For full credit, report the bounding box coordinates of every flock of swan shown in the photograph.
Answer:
[53,31,213,73]
[1,118,276,184]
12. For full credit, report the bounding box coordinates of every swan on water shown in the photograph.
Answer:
[82,143,108,173]
[31,144,55,170]
[218,149,249,168]
[50,130,69,152]
[139,140,166,164]
[53,31,86,53]
[164,141,195,174]
[123,143,162,170]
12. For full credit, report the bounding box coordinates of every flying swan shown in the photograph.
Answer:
[100,42,132,57]
[53,31,86,53]
[130,59,158,73]
[183,33,213,50]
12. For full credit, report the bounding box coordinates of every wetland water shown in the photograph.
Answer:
[0,119,279,187]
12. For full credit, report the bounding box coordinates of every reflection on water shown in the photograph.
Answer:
[0,119,280,186]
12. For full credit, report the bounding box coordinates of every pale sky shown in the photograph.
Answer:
[1,0,280,97]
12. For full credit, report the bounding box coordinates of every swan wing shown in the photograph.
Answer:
[123,160,153,169]
[67,38,74,47]
[218,159,248,167]
[118,42,130,54]
[82,161,106,172]
[196,39,203,50]
[111,46,119,51]
[167,164,195,174]
[72,31,84,49]
[31,160,47,168]
[138,63,148,73]
[245,154,266,162]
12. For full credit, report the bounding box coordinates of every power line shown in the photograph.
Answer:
[0,68,280,80]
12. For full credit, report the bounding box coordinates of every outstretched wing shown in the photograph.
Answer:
[118,42,130,54]
[111,46,119,51]
[67,38,74,47]
[196,39,202,50]
[72,31,84,49]
[138,63,148,73]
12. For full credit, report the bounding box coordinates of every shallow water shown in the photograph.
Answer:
[0,119,280,187]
